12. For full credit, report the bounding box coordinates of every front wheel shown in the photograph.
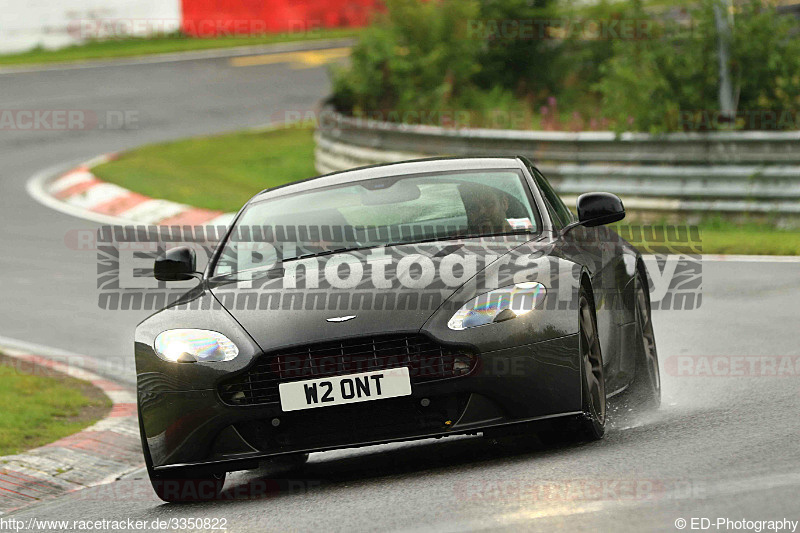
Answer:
[621,270,661,411]
[576,287,606,440]
[139,408,225,503]
[538,286,606,445]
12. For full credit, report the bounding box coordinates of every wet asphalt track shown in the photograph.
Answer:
[1,46,799,532]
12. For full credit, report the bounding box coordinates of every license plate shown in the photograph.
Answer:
[279,367,411,412]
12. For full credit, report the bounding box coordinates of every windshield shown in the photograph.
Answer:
[212,169,538,276]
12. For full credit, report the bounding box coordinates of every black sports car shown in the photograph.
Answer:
[135,157,661,502]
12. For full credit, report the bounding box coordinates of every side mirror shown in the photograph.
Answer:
[576,192,625,227]
[154,246,197,281]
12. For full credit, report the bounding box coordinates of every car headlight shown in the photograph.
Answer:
[448,282,546,331]
[154,329,239,363]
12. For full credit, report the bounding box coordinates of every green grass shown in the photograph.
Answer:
[93,125,317,213]
[0,29,360,67]
[698,230,798,255]
[682,221,800,256]
[0,355,111,456]
[92,125,800,255]
[613,221,800,256]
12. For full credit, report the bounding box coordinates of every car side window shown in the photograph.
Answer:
[532,168,574,228]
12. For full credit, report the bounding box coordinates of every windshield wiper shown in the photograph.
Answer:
[384,229,536,248]
[282,245,381,262]
[279,229,536,262]
[458,229,537,240]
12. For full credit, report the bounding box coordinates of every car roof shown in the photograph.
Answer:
[253,156,527,201]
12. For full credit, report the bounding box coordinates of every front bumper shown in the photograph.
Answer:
[138,333,581,471]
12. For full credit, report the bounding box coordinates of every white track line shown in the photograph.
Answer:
[26,162,135,226]
[114,197,188,224]
[48,169,95,193]
[643,254,800,263]
[61,182,130,209]
[28,158,236,227]
[700,254,800,262]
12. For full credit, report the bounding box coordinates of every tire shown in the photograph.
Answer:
[621,269,661,411]
[138,407,225,503]
[575,286,606,440]
[538,285,606,445]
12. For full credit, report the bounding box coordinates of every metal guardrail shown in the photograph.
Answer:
[314,110,800,214]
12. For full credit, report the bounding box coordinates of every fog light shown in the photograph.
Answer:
[452,354,474,376]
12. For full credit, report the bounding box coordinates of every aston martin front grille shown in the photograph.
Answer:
[218,334,476,406]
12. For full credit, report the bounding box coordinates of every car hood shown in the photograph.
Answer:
[208,236,534,353]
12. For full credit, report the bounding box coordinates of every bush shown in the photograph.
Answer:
[597,0,800,132]
[331,0,569,127]
[331,0,483,120]
[331,0,646,128]
[472,0,560,97]
[730,1,800,127]
[332,0,800,132]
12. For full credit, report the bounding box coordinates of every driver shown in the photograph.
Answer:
[458,183,513,234]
